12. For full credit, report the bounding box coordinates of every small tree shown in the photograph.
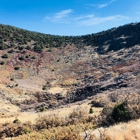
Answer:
[34,45,42,53]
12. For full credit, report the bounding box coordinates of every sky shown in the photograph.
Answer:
[0,0,140,36]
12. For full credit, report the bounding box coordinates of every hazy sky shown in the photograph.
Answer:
[0,0,140,35]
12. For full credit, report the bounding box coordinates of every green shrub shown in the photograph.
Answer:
[42,86,46,90]
[89,107,94,114]
[25,46,31,50]
[0,61,5,65]
[13,118,21,123]
[1,54,9,58]
[18,46,24,50]
[31,56,36,59]
[57,58,60,62]
[19,56,25,60]
[21,50,26,54]
[24,128,31,134]
[40,107,47,112]
[111,102,131,122]
[15,84,18,86]
[25,55,29,58]
[10,78,14,81]
[14,67,20,70]
[8,49,14,53]
[34,45,42,53]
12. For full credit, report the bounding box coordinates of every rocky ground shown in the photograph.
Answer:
[0,44,140,126]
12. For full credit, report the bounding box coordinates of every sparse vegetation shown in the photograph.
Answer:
[0,22,140,140]
[98,95,140,126]
[0,23,140,54]
[42,85,46,90]
[24,128,31,134]
[8,49,14,53]
[0,61,5,65]
[40,107,46,112]
[10,78,14,81]
[0,109,95,139]
[25,55,29,58]
[19,56,25,60]
[1,53,9,58]
[111,101,131,122]
[14,66,20,70]
[13,118,21,123]
[34,45,43,53]
[15,83,18,86]
[31,56,36,59]
[89,107,94,114]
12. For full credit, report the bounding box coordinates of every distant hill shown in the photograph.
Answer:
[0,22,140,53]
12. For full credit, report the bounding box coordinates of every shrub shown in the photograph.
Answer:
[10,78,14,81]
[25,55,29,58]
[57,58,60,62]
[90,100,105,107]
[42,86,46,90]
[0,121,33,138]
[8,49,14,53]
[25,46,31,50]
[21,50,26,54]
[54,128,83,140]
[34,45,42,53]
[40,107,46,112]
[111,102,131,122]
[35,114,63,129]
[24,128,31,134]
[15,84,18,87]
[31,56,36,59]
[14,67,20,70]
[89,107,94,114]
[13,118,21,123]
[19,56,25,60]
[0,44,8,50]
[18,46,24,50]
[99,101,132,126]
[1,54,9,58]
[0,61,5,65]
[67,109,90,125]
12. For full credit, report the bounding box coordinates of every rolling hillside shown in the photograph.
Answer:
[0,22,140,139]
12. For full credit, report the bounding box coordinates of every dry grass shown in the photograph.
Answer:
[48,87,67,95]
[6,119,140,140]
[61,78,78,86]
[0,100,101,125]
[11,125,84,140]
[0,108,95,139]
[89,119,140,140]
